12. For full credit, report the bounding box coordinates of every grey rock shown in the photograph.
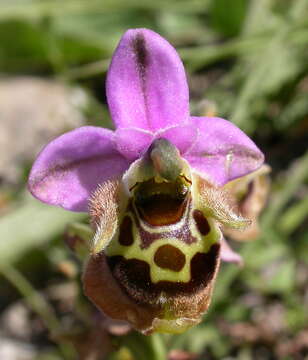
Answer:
[0,77,88,184]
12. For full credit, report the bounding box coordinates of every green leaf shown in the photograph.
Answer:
[279,197,308,234]
[210,0,248,37]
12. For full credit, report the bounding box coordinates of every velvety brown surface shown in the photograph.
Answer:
[193,210,211,236]
[83,253,160,332]
[137,194,187,226]
[154,244,186,271]
[118,216,134,246]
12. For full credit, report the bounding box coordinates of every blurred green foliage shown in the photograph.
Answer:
[0,0,308,359]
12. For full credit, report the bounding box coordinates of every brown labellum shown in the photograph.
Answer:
[83,243,221,334]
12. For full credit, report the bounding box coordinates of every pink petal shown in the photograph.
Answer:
[115,127,154,161]
[184,117,264,186]
[157,124,198,154]
[106,28,189,132]
[28,126,130,212]
[115,124,198,161]
[220,237,243,265]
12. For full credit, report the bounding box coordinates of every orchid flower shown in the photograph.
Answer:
[28,29,264,334]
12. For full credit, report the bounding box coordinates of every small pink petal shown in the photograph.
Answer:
[157,124,198,154]
[220,237,243,265]
[115,127,154,161]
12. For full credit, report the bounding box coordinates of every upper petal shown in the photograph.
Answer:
[28,126,130,212]
[184,117,264,186]
[106,28,189,132]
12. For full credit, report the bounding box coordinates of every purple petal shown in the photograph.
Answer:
[157,124,198,154]
[220,237,243,265]
[115,127,154,161]
[116,124,198,161]
[28,126,130,212]
[184,117,264,186]
[106,28,189,132]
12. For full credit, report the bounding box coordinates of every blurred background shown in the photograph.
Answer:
[1,0,308,359]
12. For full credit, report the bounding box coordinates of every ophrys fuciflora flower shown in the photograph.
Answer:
[28,29,265,334]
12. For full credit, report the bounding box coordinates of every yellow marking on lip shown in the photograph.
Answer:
[105,211,220,284]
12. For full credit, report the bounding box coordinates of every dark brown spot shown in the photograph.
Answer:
[193,210,211,236]
[131,33,150,128]
[107,243,220,304]
[154,245,185,272]
[118,216,134,246]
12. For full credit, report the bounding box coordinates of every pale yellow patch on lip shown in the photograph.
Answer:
[105,207,220,283]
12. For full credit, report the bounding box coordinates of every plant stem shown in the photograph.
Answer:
[121,332,167,360]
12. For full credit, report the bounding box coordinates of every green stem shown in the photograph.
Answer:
[121,332,167,360]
